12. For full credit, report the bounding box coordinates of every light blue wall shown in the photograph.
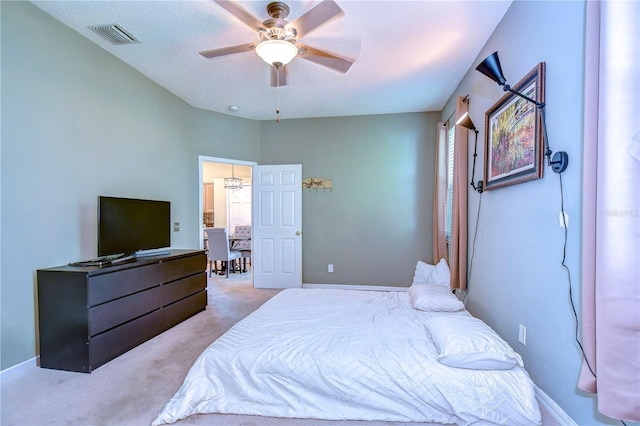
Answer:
[260,113,438,286]
[0,1,260,369]
[442,1,615,424]
[189,106,261,162]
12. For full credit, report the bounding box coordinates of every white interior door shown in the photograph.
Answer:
[252,164,302,289]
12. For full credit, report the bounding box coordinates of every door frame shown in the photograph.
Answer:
[197,156,257,250]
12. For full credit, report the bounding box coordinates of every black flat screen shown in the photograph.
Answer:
[98,196,170,257]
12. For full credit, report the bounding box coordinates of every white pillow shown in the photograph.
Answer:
[427,315,524,370]
[409,284,464,312]
[429,258,451,287]
[412,261,435,285]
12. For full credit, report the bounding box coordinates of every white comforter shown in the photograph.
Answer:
[153,288,541,425]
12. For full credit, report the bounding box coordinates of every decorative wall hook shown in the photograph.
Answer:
[302,177,333,192]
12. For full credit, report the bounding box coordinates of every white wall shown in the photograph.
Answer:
[442,1,617,424]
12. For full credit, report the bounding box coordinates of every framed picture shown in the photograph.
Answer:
[483,62,545,190]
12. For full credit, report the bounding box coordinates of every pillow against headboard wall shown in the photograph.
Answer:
[412,261,436,285]
[412,259,451,287]
[409,284,464,312]
[429,258,451,287]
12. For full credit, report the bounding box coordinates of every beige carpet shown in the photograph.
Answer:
[2,272,558,426]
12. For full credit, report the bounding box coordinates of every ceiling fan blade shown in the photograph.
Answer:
[199,43,255,59]
[289,0,344,39]
[270,66,287,87]
[299,45,354,74]
[214,0,262,30]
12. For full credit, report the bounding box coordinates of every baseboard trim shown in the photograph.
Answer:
[302,283,409,292]
[535,385,577,426]
[0,356,38,383]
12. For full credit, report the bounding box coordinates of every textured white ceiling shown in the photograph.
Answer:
[31,0,512,121]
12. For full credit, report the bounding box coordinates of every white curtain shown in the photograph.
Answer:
[579,0,640,422]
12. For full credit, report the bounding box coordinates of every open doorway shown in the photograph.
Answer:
[198,156,257,279]
[199,158,303,289]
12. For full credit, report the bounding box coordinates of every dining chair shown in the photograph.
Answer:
[205,227,242,278]
[233,225,252,272]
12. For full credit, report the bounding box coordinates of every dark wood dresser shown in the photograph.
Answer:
[37,249,207,373]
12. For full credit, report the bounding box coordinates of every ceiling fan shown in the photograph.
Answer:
[200,0,355,87]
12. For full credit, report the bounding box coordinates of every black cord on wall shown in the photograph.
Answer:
[557,174,632,425]
[464,192,483,304]
[558,173,596,378]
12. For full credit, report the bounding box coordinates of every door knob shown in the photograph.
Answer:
[295,231,301,236]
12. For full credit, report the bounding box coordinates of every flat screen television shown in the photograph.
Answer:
[98,196,171,257]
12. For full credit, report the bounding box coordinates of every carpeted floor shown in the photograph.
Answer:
[2,272,559,426]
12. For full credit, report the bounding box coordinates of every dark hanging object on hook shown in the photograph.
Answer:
[475,51,507,87]
[456,111,484,193]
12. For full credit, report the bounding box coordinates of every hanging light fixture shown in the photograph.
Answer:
[255,40,298,68]
[255,40,293,123]
[224,164,243,190]
[255,1,298,68]
[255,38,297,123]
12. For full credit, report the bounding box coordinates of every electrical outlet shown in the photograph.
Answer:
[328,264,334,273]
[518,324,527,345]
[173,222,180,232]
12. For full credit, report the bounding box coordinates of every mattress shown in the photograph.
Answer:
[153,288,541,425]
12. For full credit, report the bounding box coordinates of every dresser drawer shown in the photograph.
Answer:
[165,291,207,328]
[90,309,164,370]
[88,263,165,306]
[163,273,206,306]
[89,286,163,336]
[161,254,206,283]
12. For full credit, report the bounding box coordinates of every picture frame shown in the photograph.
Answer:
[483,62,545,190]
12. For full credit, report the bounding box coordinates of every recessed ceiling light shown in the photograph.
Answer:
[228,105,240,113]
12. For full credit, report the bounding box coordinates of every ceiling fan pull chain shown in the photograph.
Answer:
[276,66,282,123]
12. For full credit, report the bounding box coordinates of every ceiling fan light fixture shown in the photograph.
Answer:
[256,39,298,67]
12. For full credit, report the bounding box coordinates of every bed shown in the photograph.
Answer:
[153,265,541,425]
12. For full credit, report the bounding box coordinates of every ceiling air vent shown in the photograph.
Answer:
[89,24,139,45]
